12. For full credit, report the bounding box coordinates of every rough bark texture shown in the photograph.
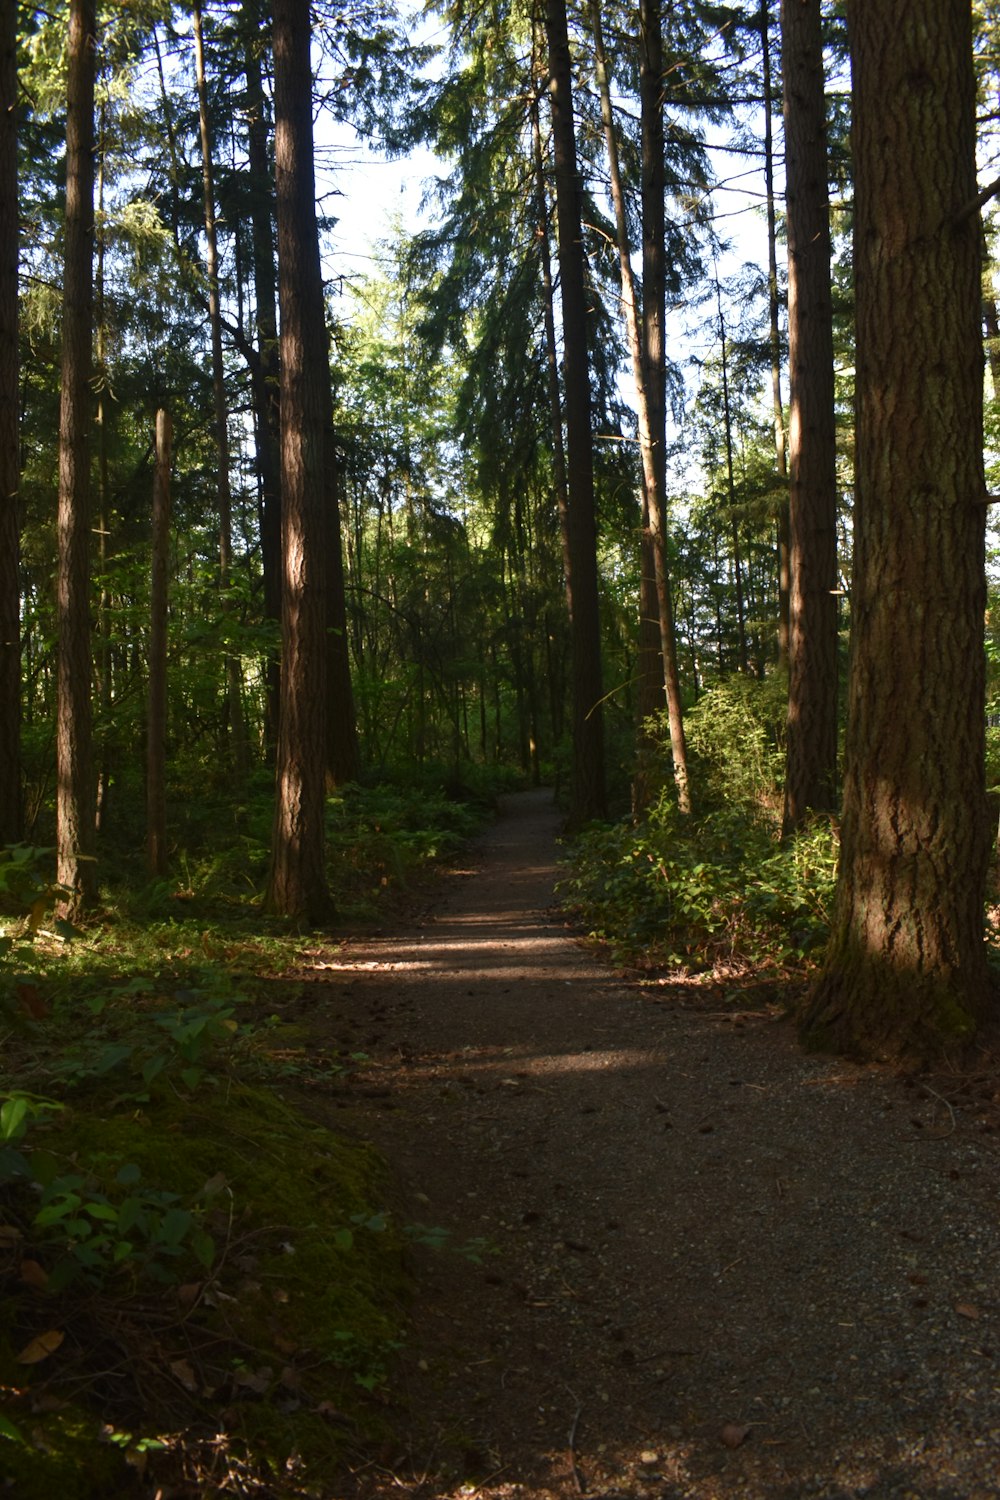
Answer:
[544,0,607,825]
[147,410,171,877]
[56,0,97,908]
[781,0,839,835]
[0,0,19,842]
[266,0,333,923]
[802,0,991,1059]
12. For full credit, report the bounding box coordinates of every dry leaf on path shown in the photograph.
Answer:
[955,1301,982,1321]
[720,1422,751,1449]
[16,1329,64,1364]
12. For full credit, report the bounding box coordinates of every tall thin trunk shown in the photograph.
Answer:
[147,410,172,877]
[529,81,572,597]
[591,0,689,814]
[715,281,749,673]
[0,0,19,843]
[762,0,790,668]
[324,435,361,784]
[266,0,333,923]
[193,0,248,778]
[638,0,691,812]
[781,0,839,835]
[544,0,607,824]
[244,35,282,754]
[56,0,97,910]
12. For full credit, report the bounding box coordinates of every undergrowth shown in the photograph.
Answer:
[559,679,838,979]
[0,768,515,1496]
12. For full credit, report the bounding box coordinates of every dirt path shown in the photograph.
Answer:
[305,789,1000,1499]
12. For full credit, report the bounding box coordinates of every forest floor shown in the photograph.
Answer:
[289,787,1000,1500]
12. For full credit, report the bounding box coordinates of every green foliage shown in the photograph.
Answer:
[682,673,788,815]
[559,801,838,973]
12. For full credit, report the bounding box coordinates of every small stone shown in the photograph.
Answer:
[640,1450,659,1465]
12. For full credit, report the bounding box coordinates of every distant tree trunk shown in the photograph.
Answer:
[0,0,19,843]
[638,0,690,813]
[193,0,248,779]
[590,0,689,814]
[761,0,790,669]
[324,437,361,785]
[801,0,990,1059]
[56,0,97,911]
[529,81,572,607]
[715,282,749,674]
[780,0,839,836]
[147,410,171,877]
[244,34,282,755]
[266,0,333,923]
[544,0,607,824]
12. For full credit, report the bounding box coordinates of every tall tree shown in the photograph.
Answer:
[544,0,607,824]
[761,0,790,671]
[780,0,839,835]
[193,0,248,777]
[56,0,98,909]
[147,409,171,877]
[802,0,991,1058]
[266,0,334,922]
[0,0,19,842]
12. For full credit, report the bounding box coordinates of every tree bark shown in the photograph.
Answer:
[781,0,839,835]
[147,410,171,877]
[0,0,19,843]
[325,434,361,785]
[266,0,334,923]
[544,0,607,825]
[802,0,991,1059]
[56,0,97,910]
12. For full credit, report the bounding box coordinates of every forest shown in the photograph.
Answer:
[2,0,1000,1493]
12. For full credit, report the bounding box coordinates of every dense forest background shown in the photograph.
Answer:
[2,1,1000,1491]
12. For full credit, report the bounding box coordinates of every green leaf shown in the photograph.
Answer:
[116,1163,142,1187]
[0,1411,26,1445]
[158,1207,193,1247]
[190,1228,215,1268]
[179,1067,203,1091]
[333,1228,354,1251]
[0,1097,28,1142]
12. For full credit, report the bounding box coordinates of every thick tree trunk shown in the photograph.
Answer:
[193,0,248,779]
[544,0,607,825]
[802,0,991,1059]
[780,0,839,835]
[56,0,97,910]
[147,410,171,877]
[266,0,334,923]
[0,0,19,843]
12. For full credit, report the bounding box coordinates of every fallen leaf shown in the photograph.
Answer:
[955,1301,982,1321]
[0,1225,21,1247]
[16,1330,64,1365]
[170,1359,198,1392]
[720,1422,751,1449]
[232,1365,272,1394]
[19,1260,49,1290]
[176,1282,202,1309]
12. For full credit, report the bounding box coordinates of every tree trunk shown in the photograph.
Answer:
[544,0,607,824]
[638,0,690,813]
[715,281,749,674]
[0,0,19,843]
[590,0,689,815]
[324,434,361,785]
[761,0,790,670]
[193,0,248,780]
[780,0,839,836]
[147,410,171,877]
[801,0,990,1059]
[266,0,334,923]
[56,0,97,910]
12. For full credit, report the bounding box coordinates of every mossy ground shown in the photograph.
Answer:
[0,1073,408,1497]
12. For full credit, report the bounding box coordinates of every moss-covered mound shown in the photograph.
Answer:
[0,1082,407,1497]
